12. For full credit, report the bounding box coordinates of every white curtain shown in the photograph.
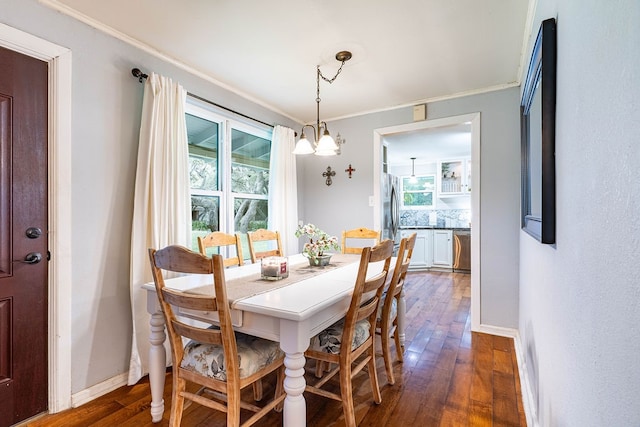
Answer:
[127,73,191,385]
[268,126,299,255]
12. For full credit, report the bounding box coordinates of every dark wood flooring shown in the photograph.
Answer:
[24,270,527,427]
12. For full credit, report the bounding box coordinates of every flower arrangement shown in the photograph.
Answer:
[295,223,340,265]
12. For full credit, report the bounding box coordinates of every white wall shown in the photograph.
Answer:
[519,0,640,425]
[298,88,521,328]
[0,0,299,395]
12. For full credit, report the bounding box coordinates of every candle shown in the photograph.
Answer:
[261,256,289,280]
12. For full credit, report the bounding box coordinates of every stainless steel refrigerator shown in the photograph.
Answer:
[382,174,401,248]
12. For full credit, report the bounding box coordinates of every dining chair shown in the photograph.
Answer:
[376,232,416,385]
[198,231,245,267]
[247,229,283,263]
[341,227,381,254]
[305,239,394,427]
[148,245,285,427]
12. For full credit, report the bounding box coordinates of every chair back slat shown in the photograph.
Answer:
[162,287,218,312]
[198,231,245,267]
[341,227,381,254]
[247,229,283,263]
[171,320,223,346]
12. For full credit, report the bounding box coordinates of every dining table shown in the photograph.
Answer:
[143,252,403,427]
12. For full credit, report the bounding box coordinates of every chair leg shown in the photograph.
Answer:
[339,365,357,427]
[227,387,242,427]
[368,345,382,405]
[274,366,285,412]
[381,327,395,385]
[169,375,186,427]
[393,321,404,363]
[253,380,263,401]
[315,360,325,378]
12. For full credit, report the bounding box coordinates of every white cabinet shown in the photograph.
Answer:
[437,158,471,196]
[432,229,453,268]
[401,229,432,269]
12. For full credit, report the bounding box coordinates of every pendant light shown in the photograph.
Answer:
[409,157,417,183]
[292,51,351,156]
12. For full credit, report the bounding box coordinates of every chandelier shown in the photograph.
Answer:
[292,51,352,156]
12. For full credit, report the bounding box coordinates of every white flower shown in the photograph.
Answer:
[295,223,340,259]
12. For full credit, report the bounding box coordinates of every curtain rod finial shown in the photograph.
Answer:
[131,68,148,83]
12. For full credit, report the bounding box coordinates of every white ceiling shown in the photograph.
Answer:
[385,122,472,166]
[42,0,533,126]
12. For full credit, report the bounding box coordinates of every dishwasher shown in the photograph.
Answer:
[453,230,471,272]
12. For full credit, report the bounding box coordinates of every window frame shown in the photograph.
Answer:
[401,174,436,209]
[185,97,272,250]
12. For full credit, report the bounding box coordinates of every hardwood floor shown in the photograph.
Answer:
[25,271,527,427]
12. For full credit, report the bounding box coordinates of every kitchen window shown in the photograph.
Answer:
[186,98,272,253]
[401,175,435,208]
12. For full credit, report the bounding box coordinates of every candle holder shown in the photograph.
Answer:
[261,256,289,280]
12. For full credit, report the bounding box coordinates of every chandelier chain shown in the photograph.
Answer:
[318,58,348,84]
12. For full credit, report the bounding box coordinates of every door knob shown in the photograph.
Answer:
[14,252,43,264]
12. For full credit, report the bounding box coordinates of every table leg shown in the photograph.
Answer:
[283,351,307,427]
[398,288,406,347]
[279,319,308,427]
[149,310,167,423]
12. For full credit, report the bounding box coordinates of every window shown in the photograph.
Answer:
[186,98,272,254]
[401,175,435,208]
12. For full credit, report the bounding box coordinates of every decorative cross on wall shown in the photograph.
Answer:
[322,166,336,186]
[345,164,356,178]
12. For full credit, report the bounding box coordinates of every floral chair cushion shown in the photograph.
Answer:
[377,295,398,322]
[180,332,283,381]
[309,318,371,354]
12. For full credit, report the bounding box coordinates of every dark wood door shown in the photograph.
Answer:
[0,46,49,425]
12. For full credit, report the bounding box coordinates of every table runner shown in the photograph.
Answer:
[186,253,361,304]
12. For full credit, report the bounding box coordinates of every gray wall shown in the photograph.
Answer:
[1,0,298,393]
[299,88,521,328]
[519,0,640,425]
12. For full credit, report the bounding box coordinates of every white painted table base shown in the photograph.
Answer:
[144,255,402,426]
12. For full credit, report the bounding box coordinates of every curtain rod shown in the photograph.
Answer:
[131,68,274,129]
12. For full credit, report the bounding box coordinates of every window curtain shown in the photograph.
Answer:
[127,73,191,385]
[268,125,299,255]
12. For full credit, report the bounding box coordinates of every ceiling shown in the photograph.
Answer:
[385,122,472,166]
[43,0,533,126]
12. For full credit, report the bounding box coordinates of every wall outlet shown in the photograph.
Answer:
[368,196,374,207]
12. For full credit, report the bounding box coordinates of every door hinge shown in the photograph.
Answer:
[47,251,51,261]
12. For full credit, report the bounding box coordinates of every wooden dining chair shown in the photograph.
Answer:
[305,239,394,427]
[376,232,416,385]
[247,229,283,263]
[198,231,245,267]
[148,245,285,427]
[341,227,381,254]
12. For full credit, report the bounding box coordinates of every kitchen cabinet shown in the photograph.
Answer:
[401,229,432,269]
[432,229,453,268]
[437,158,471,196]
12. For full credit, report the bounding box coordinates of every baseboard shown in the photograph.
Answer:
[71,372,129,408]
[476,324,537,427]
[513,331,538,427]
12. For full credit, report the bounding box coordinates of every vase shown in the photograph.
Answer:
[308,254,332,267]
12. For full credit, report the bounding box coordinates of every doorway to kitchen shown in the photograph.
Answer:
[372,113,480,330]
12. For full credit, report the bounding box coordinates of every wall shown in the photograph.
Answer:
[0,0,299,395]
[519,0,640,425]
[298,87,521,328]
